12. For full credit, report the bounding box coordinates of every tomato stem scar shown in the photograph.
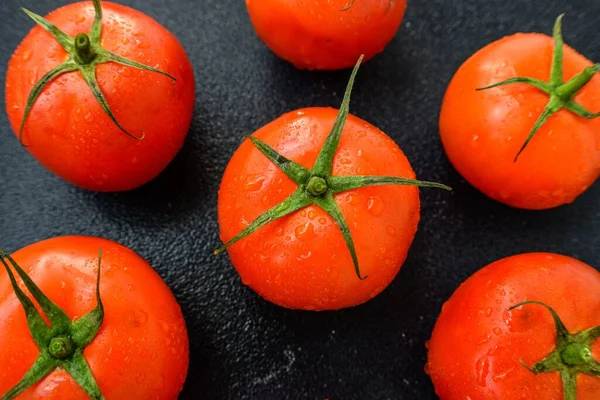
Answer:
[18,0,176,145]
[477,14,600,161]
[0,249,105,400]
[509,300,600,400]
[214,55,451,280]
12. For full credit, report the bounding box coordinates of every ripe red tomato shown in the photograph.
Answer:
[246,0,407,70]
[218,108,420,310]
[427,253,600,400]
[0,236,188,399]
[5,0,195,192]
[440,16,600,209]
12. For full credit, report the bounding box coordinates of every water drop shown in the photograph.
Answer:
[475,356,490,387]
[386,225,396,236]
[367,196,384,216]
[243,174,266,192]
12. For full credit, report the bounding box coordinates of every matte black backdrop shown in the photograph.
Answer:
[0,0,598,399]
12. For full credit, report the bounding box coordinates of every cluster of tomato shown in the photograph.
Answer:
[1,0,598,399]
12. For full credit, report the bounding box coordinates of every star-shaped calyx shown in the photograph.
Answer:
[215,56,451,280]
[0,250,104,400]
[510,301,600,400]
[478,14,600,161]
[18,0,175,145]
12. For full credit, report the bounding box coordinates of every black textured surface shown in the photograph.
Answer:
[1,0,599,399]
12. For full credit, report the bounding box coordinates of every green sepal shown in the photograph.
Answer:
[72,249,104,348]
[0,249,105,400]
[315,193,366,280]
[0,252,71,333]
[18,0,176,144]
[214,189,313,255]
[550,14,565,86]
[510,300,600,400]
[0,352,59,400]
[246,136,311,184]
[311,55,363,176]
[18,62,79,145]
[476,77,552,93]
[63,351,105,400]
[78,64,145,140]
[21,8,74,52]
[478,14,600,161]
[328,175,452,193]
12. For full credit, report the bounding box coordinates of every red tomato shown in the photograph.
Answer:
[218,108,421,310]
[5,0,195,192]
[427,253,600,399]
[246,0,407,70]
[0,236,188,399]
[440,17,600,209]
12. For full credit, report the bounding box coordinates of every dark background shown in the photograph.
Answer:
[1,0,598,399]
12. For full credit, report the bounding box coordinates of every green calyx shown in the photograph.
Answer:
[0,249,105,400]
[215,55,451,280]
[510,300,600,400]
[477,14,600,162]
[18,0,176,145]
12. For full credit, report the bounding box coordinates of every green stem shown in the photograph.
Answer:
[49,336,75,359]
[74,33,96,65]
[561,343,593,366]
[306,176,328,197]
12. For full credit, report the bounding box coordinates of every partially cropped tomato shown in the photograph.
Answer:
[0,236,188,399]
[427,253,600,400]
[5,0,195,192]
[246,0,407,70]
[440,16,600,209]
[217,59,449,310]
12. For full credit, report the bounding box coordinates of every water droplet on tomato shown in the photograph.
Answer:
[493,327,502,336]
[346,194,359,205]
[475,356,490,387]
[297,251,312,261]
[22,50,32,61]
[84,112,94,122]
[295,222,315,241]
[367,196,384,216]
[485,307,493,317]
[357,130,367,138]
[308,210,316,220]
[133,309,148,327]
[113,74,122,83]
[135,372,147,383]
[244,174,266,192]
[318,217,327,225]
[138,41,151,49]
[386,225,396,236]
[121,37,130,45]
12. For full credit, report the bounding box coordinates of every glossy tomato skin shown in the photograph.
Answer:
[5,1,195,192]
[218,107,420,310]
[427,253,600,400]
[246,0,407,70]
[440,34,600,209]
[0,236,189,399]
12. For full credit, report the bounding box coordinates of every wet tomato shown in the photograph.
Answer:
[5,0,195,191]
[440,16,600,209]
[246,0,407,70]
[427,253,600,400]
[0,236,188,399]
[216,58,449,310]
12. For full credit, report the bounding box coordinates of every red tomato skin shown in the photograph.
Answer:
[440,33,600,209]
[218,107,420,310]
[427,253,600,400]
[246,0,407,70]
[5,1,195,192]
[0,236,189,399]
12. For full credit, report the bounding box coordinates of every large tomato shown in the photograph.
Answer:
[5,0,195,192]
[427,253,600,400]
[217,59,449,310]
[246,0,407,70]
[0,236,189,399]
[440,16,600,209]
